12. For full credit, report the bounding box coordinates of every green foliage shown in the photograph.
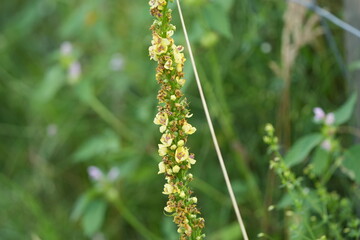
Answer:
[204,3,232,39]
[73,130,120,162]
[284,133,323,167]
[311,147,330,176]
[344,145,360,184]
[81,199,107,237]
[264,97,360,239]
[334,92,357,125]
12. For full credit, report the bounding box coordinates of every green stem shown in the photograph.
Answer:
[110,196,162,240]
[320,155,342,186]
[87,96,133,141]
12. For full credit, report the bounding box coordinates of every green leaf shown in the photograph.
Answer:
[73,129,120,162]
[311,147,330,176]
[277,193,292,209]
[81,199,107,237]
[343,144,360,184]
[71,191,96,221]
[209,222,241,240]
[34,66,64,104]
[284,133,323,167]
[212,0,234,12]
[74,80,94,103]
[334,93,357,125]
[204,4,232,39]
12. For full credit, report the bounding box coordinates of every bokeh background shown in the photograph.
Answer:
[1,0,359,239]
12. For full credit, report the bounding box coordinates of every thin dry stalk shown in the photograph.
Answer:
[270,0,323,149]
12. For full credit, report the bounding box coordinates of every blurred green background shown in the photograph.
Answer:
[0,0,357,239]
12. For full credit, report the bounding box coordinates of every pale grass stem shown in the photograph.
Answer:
[175,1,249,239]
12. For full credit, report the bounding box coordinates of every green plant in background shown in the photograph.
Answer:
[71,166,162,240]
[262,93,360,239]
[149,0,205,239]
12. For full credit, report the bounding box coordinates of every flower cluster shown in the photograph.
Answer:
[149,1,205,239]
[59,41,82,84]
[313,107,335,125]
[313,107,337,152]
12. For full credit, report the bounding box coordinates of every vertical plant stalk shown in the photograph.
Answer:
[270,1,323,149]
[149,0,205,239]
[175,1,249,240]
[110,196,161,240]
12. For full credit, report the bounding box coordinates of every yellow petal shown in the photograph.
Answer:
[158,144,167,156]
[162,183,174,195]
[158,161,166,174]
[172,165,180,173]
[175,146,189,163]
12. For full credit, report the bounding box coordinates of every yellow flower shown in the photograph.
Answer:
[173,48,185,64]
[166,168,173,175]
[158,161,166,174]
[188,158,196,165]
[175,146,189,163]
[149,45,158,61]
[152,34,171,55]
[161,133,173,147]
[159,125,166,133]
[158,144,168,156]
[173,46,185,72]
[149,0,167,10]
[182,122,196,134]
[176,77,186,86]
[164,205,173,213]
[167,30,174,37]
[179,191,185,198]
[154,112,169,126]
[163,183,174,195]
[149,0,158,9]
[176,64,183,72]
[172,165,180,173]
[177,140,184,146]
[164,59,173,70]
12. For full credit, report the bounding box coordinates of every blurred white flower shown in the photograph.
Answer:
[68,61,81,83]
[91,232,106,240]
[109,53,124,71]
[321,139,331,151]
[88,166,120,182]
[88,166,104,181]
[313,107,325,122]
[60,41,73,56]
[46,124,58,137]
[260,42,272,54]
[325,112,335,125]
[107,167,120,181]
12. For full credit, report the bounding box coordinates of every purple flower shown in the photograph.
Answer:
[313,107,325,122]
[88,166,103,181]
[60,41,73,56]
[321,139,331,152]
[107,167,120,181]
[68,61,81,82]
[325,112,335,126]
